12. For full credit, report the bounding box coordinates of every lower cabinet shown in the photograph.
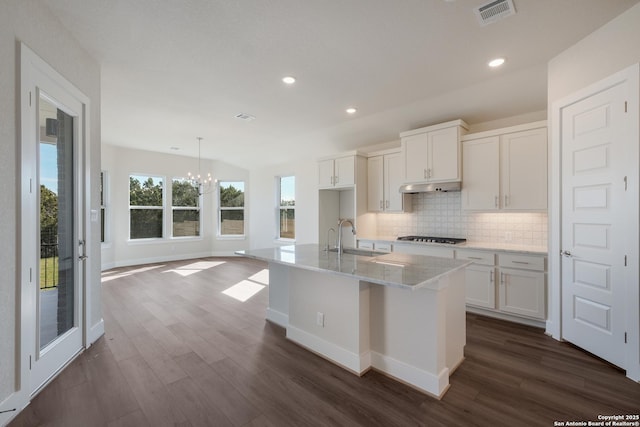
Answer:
[498,267,546,319]
[457,249,547,323]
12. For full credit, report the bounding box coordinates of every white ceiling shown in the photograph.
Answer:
[41,0,639,169]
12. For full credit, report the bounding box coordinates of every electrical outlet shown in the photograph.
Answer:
[316,312,324,327]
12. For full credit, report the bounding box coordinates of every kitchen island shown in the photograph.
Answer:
[235,244,470,398]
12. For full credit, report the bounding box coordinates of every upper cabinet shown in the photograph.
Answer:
[318,155,357,189]
[400,120,468,184]
[461,121,548,211]
[367,150,410,212]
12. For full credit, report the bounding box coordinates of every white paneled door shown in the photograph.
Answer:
[560,76,632,369]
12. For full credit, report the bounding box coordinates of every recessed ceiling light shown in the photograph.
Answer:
[488,57,506,68]
[346,107,357,114]
[282,76,296,84]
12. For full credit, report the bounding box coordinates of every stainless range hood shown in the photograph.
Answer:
[398,181,461,193]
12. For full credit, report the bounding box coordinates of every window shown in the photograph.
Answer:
[100,171,107,243]
[278,176,295,240]
[172,178,200,237]
[129,175,164,239]
[218,181,245,236]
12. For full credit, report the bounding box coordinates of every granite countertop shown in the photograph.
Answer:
[358,236,548,255]
[235,244,470,291]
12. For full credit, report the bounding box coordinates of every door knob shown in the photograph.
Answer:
[561,250,572,257]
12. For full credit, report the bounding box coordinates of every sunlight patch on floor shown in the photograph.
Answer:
[222,280,265,302]
[101,265,165,283]
[248,269,269,285]
[163,260,226,277]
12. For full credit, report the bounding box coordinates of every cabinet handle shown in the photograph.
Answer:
[335,175,339,184]
[495,196,499,208]
[511,261,530,265]
[330,176,334,185]
[490,270,494,283]
[500,272,505,285]
[424,169,427,179]
[385,200,390,208]
[468,256,483,260]
[427,168,432,179]
[505,195,509,206]
[380,200,383,209]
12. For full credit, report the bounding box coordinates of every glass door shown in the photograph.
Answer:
[31,90,84,394]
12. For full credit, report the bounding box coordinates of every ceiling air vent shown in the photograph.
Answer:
[234,112,256,121]
[474,0,516,26]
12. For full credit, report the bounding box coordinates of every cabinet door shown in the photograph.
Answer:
[318,159,334,188]
[462,137,500,210]
[334,156,355,187]
[498,268,546,319]
[367,156,384,212]
[384,152,404,212]
[428,126,460,182]
[501,128,547,210]
[465,265,496,309]
[403,133,429,183]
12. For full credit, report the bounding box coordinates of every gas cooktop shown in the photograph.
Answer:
[396,236,467,245]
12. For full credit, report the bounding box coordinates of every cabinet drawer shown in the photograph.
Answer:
[358,241,374,250]
[456,250,495,266]
[374,242,392,252]
[393,244,455,258]
[498,254,545,271]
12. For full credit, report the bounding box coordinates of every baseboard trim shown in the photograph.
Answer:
[266,308,288,328]
[286,326,370,375]
[0,390,27,427]
[370,351,449,399]
[466,306,546,329]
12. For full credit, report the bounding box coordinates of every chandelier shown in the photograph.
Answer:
[187,137,213,195]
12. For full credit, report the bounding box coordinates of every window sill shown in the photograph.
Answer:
[217,235,246,241]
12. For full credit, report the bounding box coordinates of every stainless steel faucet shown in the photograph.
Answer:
[337,218,356,256]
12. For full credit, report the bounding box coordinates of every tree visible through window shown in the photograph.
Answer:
[218,181,245,236]
[172,178,200,237]
[129,175,164,239]
[279,176,295,240]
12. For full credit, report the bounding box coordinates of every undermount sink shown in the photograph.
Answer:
[328,247,387,257]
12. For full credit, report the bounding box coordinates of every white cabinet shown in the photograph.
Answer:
[367,151,410,212]
[318,155,356,189]
[498,253,546,320]
[401,120,468,185]
[393,243,455,258]
[456,249,496,309]
[456,248,547,323]
[462,122,547,211]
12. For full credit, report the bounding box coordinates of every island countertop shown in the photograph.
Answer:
[235,244,470,291]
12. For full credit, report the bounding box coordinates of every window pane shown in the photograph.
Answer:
[220,210,244,235]
[130,175,163,207]
[172,179,199,207]
[130,209,163,239]
[280,176,295,206]
[219,181,244,208]
[280,208,295,239]
[173,209,200,237]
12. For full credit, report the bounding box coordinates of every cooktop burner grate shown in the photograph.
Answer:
[396,236,467,244]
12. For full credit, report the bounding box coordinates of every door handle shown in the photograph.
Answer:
[79,255,88,261]
[561,250,572,257]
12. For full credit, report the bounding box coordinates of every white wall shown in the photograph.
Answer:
[249,158,319,249]
[0,0,101,414]
[101,144,250,268]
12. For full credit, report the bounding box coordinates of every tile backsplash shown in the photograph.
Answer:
[376,192,548,247]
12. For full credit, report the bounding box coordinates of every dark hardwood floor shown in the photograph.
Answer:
[10,257,640,427]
